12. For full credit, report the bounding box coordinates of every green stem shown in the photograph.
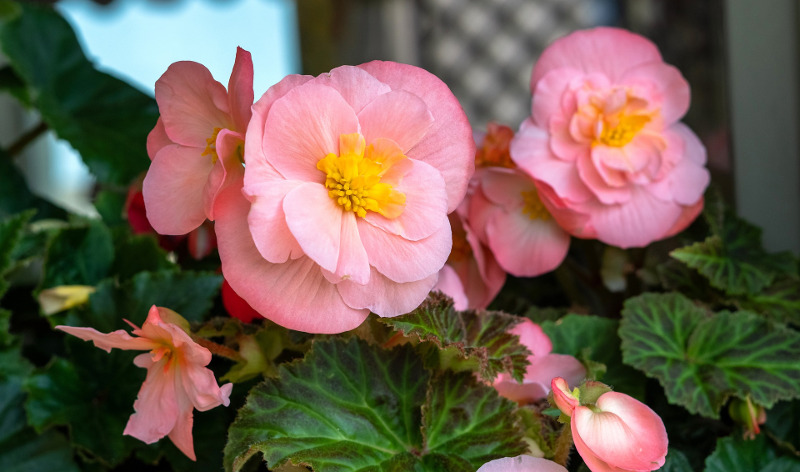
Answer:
[553,423,573,468]
[192,336,244,362]
[7,121,48,158]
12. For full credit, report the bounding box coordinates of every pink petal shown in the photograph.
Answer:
[621,61,690,125]
[313,65,392,113]
[166,387,196,461]
[664,197,704,239]
[362,159,448,241]
[531,68,585,128]
[358,61,475,212]
[123,355,180,445]
[511,119,593,203]
[571,420,619,472]
[574,392,668,471]
[261,82,359,182]
[358,215,451,283]
[146,118,171,160]
[227,47,254,132]
[330,212,370,285]
[510,319,552,357]
[283,182,343,274]
[244,180,304,263]
[580,187,683,248]
[358,89,434,152]
[577,151,631,205]
[551,377,579,417]
[663,125,710,205]
[143,145,213,235]
[180,362,231,411]
[531,27,663,88]
[244,74,314,170]
[156,61,232,148]
[449,215,506,310]
[432,265,469,310]
[214,177,368,333]
[55,325,156,352]
[204,128,245,221]
[338,268,439,317]
[477,455,567,472]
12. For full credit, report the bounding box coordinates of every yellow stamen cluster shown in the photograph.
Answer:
[598,114,651,148]
[521,189,551,221]
[201,127,222,164]
[317,133,407,218]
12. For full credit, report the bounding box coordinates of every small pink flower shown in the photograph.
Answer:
[433,200,505,310]
[144,47,253,235]
[493,319,585,404]
[477,455,567,472]
[56,306,233,461]
[552,378,668,472]
[215,62,474,333]
[511,27,709,248]
[469,167,570,277]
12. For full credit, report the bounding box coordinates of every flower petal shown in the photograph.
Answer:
[338,268,438,317]
[245,180,305,263]
[477,455,567,472]
[358,61,475,212]
[313,65,392,113]
[531,27,663,87]
[261,82,359,182]
[358,89,434,153]
[123,355,179,444]
[432,265,469,311]
[362,158,448,241]
[283,182,343,274]
[227,47,254,132]
[359,215,450,283]
[156,61,232,147]
[215,176,368,333]
[146,118,171,160]
[55,325,156,352]
[143,145,213,235]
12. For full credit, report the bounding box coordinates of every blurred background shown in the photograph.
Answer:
[1,0,797,254]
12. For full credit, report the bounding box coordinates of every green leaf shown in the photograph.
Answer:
[739,275,800,326]
[0,210,33,281]
[224,338,526,472]
[0,2,158,186]
[54,270,222,331]
[0,153,66,221]
[110,233,176,280]
[0,356,79,472]
[671,211,796,296]
[620,292,800,418]
[379,293,530,382]
[40,219,114,289]
[704,435,800,472]
[660,449,693,472]
[24,338,145,466]
[541,314,646,400]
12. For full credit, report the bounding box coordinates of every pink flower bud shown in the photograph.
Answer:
[571,391,668,472]
[551,377,580,417]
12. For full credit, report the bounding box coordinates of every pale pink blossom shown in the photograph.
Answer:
[552,377,668,472]
[144,47,253,235]
[215,62,474,333]
[433,199,505,310]
[493,319,585,404]
[469,167,570,277]
[477,455,567,472]
[511,27,709,248]
[56,306,233,461]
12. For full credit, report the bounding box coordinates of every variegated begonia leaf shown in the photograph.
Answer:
[224,337,526,472]
[378,292,530,382]
[620,292,800,418]
[704,435,800,472]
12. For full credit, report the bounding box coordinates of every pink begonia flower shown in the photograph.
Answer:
[551,377,668,472]
[469,167,570,277]
[56,306,233,461]
[433,199,505,310]
[214,62,474,333]
[477,455,567,472]
[143,47,253,235]
[493,319,585,404]
[510,27,710,248]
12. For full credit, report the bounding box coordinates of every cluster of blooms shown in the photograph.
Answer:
[55,26,707,469]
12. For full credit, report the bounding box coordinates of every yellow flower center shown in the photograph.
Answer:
[317,133,407,218]
[597,113,651,148]
[521,189,551,221]
[201,127,222,164]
